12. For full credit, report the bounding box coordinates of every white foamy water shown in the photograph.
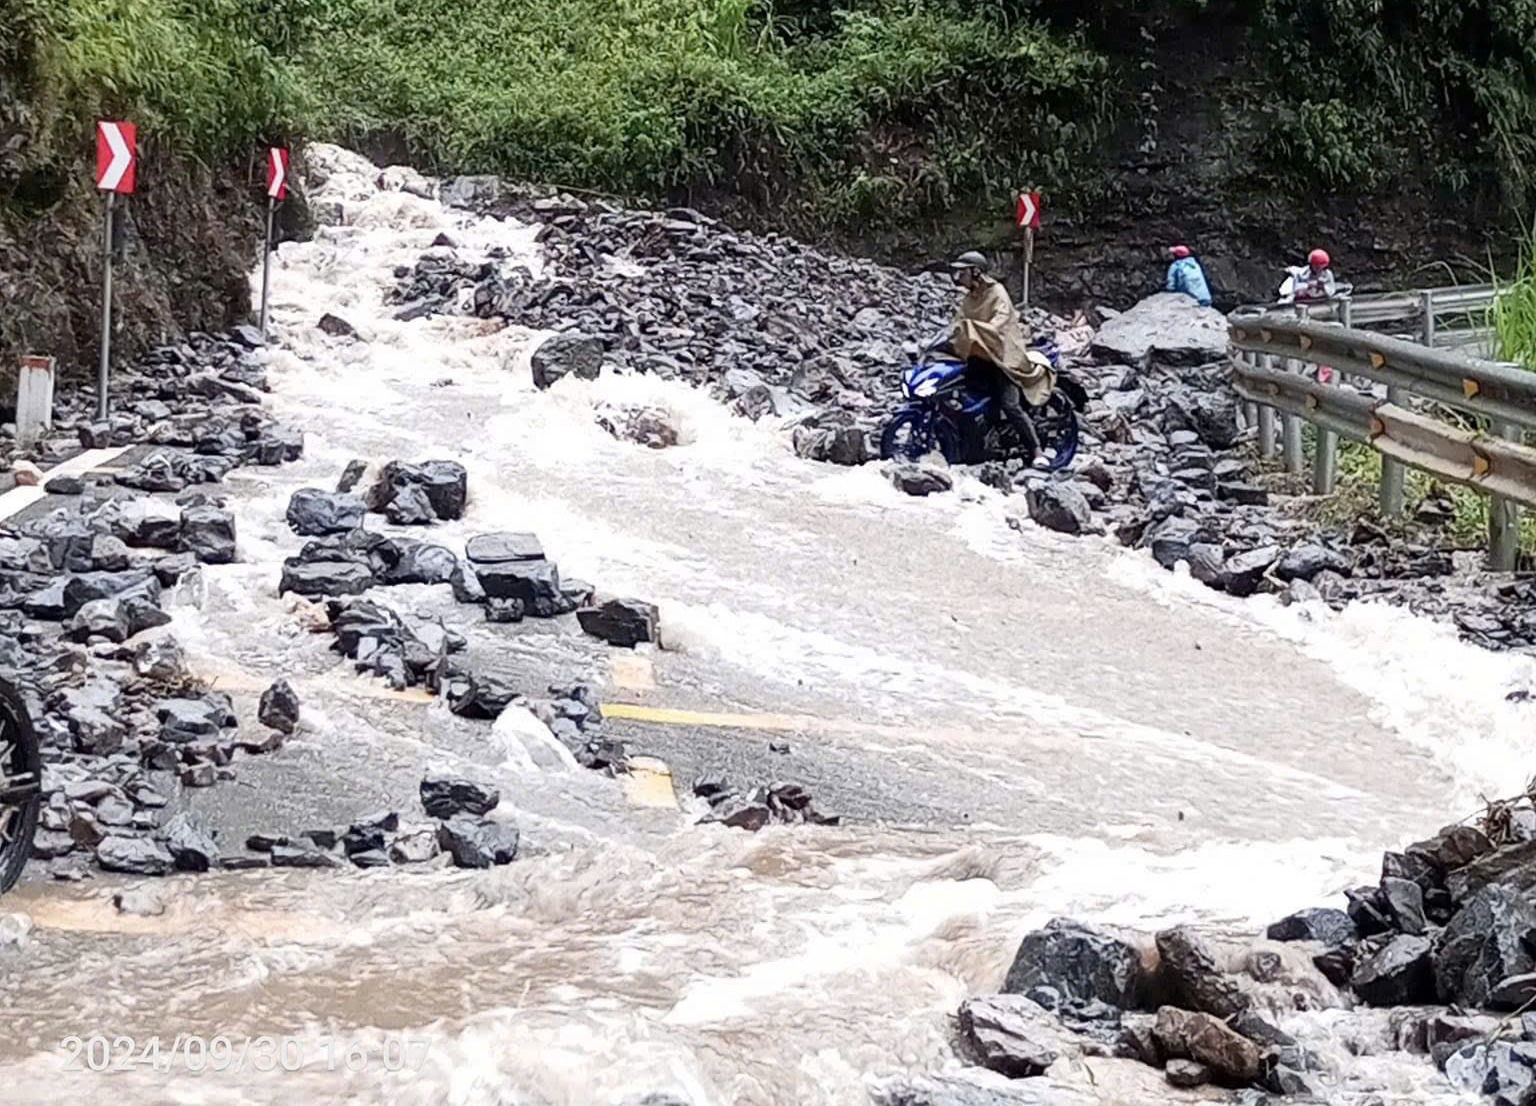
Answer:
[0,144,1518,1105]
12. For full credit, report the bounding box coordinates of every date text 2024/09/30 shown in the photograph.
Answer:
[58,1033,436,1074]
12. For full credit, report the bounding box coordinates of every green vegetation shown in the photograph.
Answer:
[298,0,1109,227]
[1492,227,1536,369]
[1298,435,1536,556]
[5,0,1536,232]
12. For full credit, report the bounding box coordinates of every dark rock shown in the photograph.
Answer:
[887,463,952,497]
[96,835,175,876]
[285,489,366,536]
[1410,824,1492,876]
[1443,1041,1536,1104]
[1026,483,1094,535]
[1216,482,1269,507]
[436,816,520,868]
[1145,516,1200,571]
[68,598,132,643]
[389,825,440,864]
[45,476,85,496]
[1381,876,1428,936]
[1267,908,1357,947]
[485,597,525,623]
[1152,1006,1261,1085]
[384,482,436,525]
[180,764,217,787]
[1090,293,1230,368]
[258,679,301,735]
[577,598,659,647]
[279,559,375,597]
[420,775,500,818]
[1276,543,1352,581]
[444,669,519,718]
[531,333,604,389]
[450,561,486,603]
[158,696,233,743]
[318,313,359,338]
[1003,918,1145,1008]
[1433,884,1536,1008]
[1187,542,1227,589]
[165,811,219,872]
[1312,945,1356,988]
[1155,926,1247,1018]
[349,848,391,869]
[384,541,457,585]
[956,995,1063,1078]
[466,532,545,563]
[1346,885,1395,937]
[337,459,368,493]
[1352,934,1434,1006]
[476,557,561,605]
[180,505,237,564]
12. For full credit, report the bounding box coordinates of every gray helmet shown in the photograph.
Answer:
[950,250,989,273]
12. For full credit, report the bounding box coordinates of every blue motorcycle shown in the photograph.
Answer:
[879,328,1087,470]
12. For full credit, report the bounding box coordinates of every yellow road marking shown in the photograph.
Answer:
[599,702,804,731]
[622,755,678,808]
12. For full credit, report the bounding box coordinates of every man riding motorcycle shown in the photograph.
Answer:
[947,250,1051,460]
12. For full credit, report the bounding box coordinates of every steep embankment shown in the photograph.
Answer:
[0,1,311,397]
[4,0,1534,389]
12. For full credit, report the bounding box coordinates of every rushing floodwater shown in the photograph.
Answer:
[0,146,1529,1105]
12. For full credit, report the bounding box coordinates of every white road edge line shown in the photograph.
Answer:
[0,445,137,522]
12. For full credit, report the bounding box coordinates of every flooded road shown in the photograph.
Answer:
[1,147,1530,1105]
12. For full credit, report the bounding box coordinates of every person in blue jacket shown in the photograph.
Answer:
[1164,244,1212,307]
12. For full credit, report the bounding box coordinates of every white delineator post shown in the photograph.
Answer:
[15,355,55,449]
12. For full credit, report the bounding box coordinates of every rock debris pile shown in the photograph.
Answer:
[0,330,308,878]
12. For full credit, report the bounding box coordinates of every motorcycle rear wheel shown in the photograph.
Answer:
[0,678,41,895]
[1033,392,1080,472]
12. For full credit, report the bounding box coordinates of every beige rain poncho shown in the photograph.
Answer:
[950,274,1053,405]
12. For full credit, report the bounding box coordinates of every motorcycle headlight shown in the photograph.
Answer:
[913,379,938,398]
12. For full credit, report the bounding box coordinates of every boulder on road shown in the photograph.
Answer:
[1266,907,1357,947]
[531,333,604,389]
[578,598,659,648]
[437,816,520,868]
[420,775,501,819]
[1352,934,1435,1006]
[1155,926,1248,1018]
[886,463,953,497]
[1026,482,1094,535]
[259,679,301,735]
[165,811,219,872]
[1004,917,1146,1008]
[1152,1006,1261,1085]
[957,995,1069,1078]
[1090,293,1230,368]
[286,489,365,536]
[96,835,175,876]
[1433,883,1536,1009]
[467,532,545,564]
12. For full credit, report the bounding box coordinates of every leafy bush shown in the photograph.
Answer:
[298,0,1109,226]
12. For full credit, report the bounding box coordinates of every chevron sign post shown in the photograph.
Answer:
[1014,188,1042,307]
[94,121,137,419]
[259,147,291,339]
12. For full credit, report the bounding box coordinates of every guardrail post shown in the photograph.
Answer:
[1257,353,1276,461]
[1281,357,1304,474]
[1490,419,1522,571]
[1312,304,1338,495]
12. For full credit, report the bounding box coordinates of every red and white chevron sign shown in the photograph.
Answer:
[266,147,290,200]
[95,121,137,194]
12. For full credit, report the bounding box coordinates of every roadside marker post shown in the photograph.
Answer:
[15,355,55,449]
[1015,189,1041,307]
[94,121,137,420]
[261,147,290,339]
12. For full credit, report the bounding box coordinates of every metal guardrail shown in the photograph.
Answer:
[1229,315,1535,570]
[1233,284,1499,356]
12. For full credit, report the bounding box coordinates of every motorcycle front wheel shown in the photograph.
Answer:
[880,410,959,464]
[0,677,40,894]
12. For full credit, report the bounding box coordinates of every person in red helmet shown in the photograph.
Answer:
[1164,244,1212,306]
[1292,248,1338,302]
